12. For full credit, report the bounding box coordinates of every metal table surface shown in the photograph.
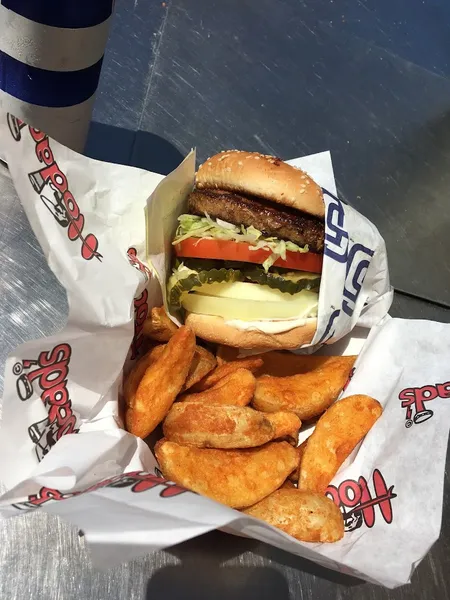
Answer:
[1,0,450,598]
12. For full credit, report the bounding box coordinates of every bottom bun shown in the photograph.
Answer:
[184,313,317,350]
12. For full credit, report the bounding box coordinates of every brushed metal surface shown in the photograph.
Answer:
[124,0,450,306]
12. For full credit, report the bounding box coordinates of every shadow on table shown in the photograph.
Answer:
[146,531,289,600]
[145,530,363,600]
[145,564,290,600]
[254,542,363,588]
[85,121,185,175]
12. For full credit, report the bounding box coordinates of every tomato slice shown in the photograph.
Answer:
[174,238,322,273]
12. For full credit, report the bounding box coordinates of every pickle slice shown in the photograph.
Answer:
[168,259,321,313]
[167,265,244,309]
[243,268,320,294]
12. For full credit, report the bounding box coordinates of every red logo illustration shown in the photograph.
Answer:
[342,366,356,393]
[326,469,396,532]
[132,289,149,359]
[11,471,187,511]
[7,114,101,262]
[399,381,450,428]
[127,248,151,359]
[12,343,78,461]
[127,247,151,279]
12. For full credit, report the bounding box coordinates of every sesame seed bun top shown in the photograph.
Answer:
[196,150,325,219]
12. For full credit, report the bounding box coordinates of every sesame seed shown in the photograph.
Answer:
[301,175,306,179]
[238,161,243,165]
[306,180,311,185]
[225,167,231,172]
[255,156,260,160]
[208,162,212,166]
[300,189,306,194]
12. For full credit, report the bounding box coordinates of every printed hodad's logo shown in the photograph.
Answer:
[323,188,348,264]
[127,247,151,359]
[399,381,450,428]
[12,343,78,461]
[326,469,396,532]
[11,471,187,511]
[7,114,102,261]
[319,189,374,344]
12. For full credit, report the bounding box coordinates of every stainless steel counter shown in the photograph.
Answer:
[1,0,450,597]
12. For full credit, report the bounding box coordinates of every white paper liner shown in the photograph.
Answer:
[2,113,445,589]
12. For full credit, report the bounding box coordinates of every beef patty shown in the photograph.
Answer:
[188,188,324,253]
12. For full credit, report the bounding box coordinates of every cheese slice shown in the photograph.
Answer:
[181,288,318,321]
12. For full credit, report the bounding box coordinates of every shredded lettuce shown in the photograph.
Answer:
[173,214,309,272]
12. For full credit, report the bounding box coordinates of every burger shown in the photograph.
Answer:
[167,150,325,349]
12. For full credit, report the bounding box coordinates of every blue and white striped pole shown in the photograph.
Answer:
[0,1,114,152]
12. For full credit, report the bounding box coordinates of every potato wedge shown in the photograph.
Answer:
[126,343,215,400]
[288,440,309,483]
[123,345,163,406]
[163,403,274,448]
[299,394,382,494]
[125,326,195,438]
[253,356,356,420]
[181,346,217,392]
[192,357,263,392]
[155,440,299,509]
[264,412,301,444]
[143,306,178,342]
[243,488,344,543]
[217,346,338,377]
[179,368,256,406]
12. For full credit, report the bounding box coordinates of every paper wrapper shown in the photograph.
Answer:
[148,148,393,346]
[2,113,448,588]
